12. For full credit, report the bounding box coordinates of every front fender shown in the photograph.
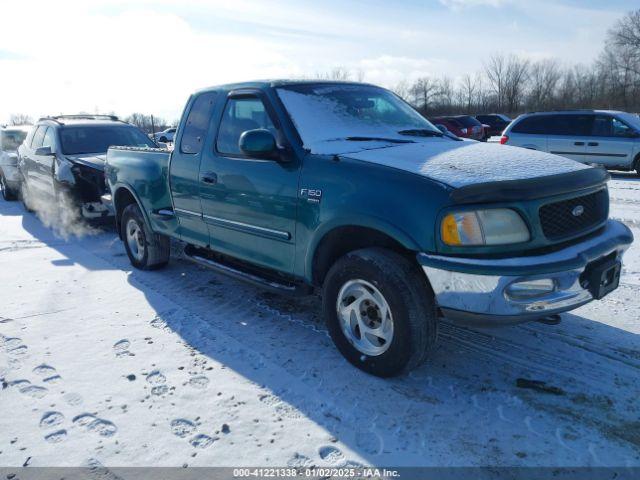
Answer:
[303,215,421,281]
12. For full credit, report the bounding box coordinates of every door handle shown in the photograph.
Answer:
[201,172,217,184]
[574,142,585,146]
[588,142,599,147]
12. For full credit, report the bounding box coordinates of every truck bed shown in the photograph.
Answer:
[106,146,177,237]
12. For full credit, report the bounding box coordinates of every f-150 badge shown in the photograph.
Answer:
[300,188,322,203]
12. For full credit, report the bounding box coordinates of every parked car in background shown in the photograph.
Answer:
[105,80,632,377]
[476,114,511,138]
[429,115,485,141]
[0,125,30,200]
[153,127,177,143]
[501,110,640,175]
[18,115,155,219]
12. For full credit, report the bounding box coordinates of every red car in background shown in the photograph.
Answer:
[428,115,485,141]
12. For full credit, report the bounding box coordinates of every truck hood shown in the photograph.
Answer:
[341,140,591,189]
[65,153,107,171]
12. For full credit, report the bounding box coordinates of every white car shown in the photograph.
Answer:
[0,125,30,200]
[501,110,640,175]
[153,127,176,143]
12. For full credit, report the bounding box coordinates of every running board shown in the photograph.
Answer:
[183,245,312,297]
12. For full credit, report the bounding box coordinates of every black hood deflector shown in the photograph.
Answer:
[450,167,610,204]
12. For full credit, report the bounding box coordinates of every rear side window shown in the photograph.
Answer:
[547,115,592,136]
[511,116,550,134]
[30,125,47,149]
[180,92,217,154]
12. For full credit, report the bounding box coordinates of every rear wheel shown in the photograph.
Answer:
[322,247,438,377]
[121,203,169,270]
[0,173,17,201]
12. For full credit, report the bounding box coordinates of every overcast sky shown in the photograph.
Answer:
[0,0,634,124]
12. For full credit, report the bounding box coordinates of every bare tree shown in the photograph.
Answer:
[527,59,562,110]
[458,74,478,112]
[9,113,33,126]
[125,113,168,133]
[409,77,438,114]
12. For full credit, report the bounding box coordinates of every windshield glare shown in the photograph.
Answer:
[276,84,440,150]
[60,125,155,155]
[1,130,28,151]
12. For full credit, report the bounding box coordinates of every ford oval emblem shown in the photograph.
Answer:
[572,205,585,217]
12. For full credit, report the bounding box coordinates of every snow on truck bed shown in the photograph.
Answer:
[1,174,639,470]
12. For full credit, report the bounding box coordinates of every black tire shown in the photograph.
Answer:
[121,202,170,270]
[322,247,438,377]
[0,172,17,201]
[635,156,640,177]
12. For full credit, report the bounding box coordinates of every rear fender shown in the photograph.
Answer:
[112,183,154,239]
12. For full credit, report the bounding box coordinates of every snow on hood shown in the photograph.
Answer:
[341,139,591,188]
[65,153,107,171]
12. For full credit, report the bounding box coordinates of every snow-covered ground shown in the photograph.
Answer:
[1,174,639,471]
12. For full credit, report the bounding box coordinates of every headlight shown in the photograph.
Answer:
[441,208,529,246]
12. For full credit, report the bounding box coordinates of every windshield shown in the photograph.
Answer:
[60,125,155,155]
[1,130,28,151]
[276,84,440,151]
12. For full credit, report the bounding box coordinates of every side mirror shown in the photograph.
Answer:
[35,146,53,156]
[239,129,277,158]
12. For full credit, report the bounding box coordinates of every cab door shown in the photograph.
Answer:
[169,92,218,246]
[198,90,300,274]
[587,115,635,168]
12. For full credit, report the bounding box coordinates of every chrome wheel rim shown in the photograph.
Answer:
[336,279,394,356]
[126,219,145,261]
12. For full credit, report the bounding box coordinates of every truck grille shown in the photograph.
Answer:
[539,189,608,240]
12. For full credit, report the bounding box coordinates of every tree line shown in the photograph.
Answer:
[332,9,640,117]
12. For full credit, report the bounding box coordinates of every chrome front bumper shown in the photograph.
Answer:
[419,220,633,325]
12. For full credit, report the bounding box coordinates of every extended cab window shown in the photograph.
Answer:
[181,92,217,154]
[216,97,277,156]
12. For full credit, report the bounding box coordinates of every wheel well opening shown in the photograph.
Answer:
[312,226,414,286]
[114,188,137,237]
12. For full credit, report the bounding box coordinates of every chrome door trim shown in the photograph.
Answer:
[174,207,202,219]
[202,214,291,241]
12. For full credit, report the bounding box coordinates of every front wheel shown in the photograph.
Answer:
[322,247,438,377]
[121,203,170,270]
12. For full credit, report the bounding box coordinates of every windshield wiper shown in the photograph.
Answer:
[397,129,443,137]
[345,136,414,143]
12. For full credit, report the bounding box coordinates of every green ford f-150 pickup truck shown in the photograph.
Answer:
[105,80,633,377]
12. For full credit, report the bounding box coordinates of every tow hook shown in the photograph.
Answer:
[535,314,561,325]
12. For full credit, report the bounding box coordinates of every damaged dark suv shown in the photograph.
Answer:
[17,115,155,220]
